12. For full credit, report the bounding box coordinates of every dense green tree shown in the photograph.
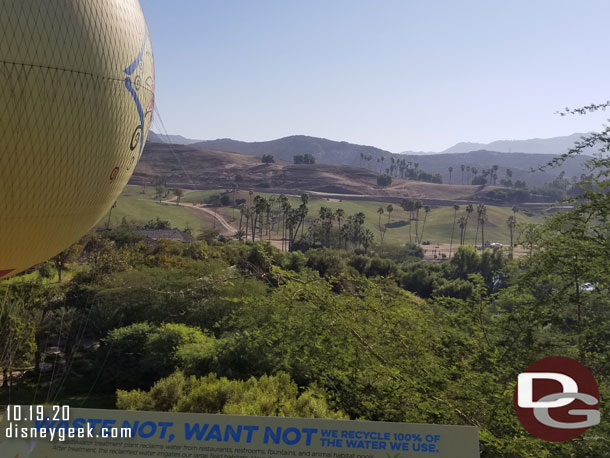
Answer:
[261,154,275,164]
[376,173,392,187]
[117,371,346,419]
[173,188,184,205]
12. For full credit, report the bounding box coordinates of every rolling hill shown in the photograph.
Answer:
[146,133,591,188]
[191,135,391,167]
[132,142,512,202]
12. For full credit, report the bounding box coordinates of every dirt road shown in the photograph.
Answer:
[163,196,285,250]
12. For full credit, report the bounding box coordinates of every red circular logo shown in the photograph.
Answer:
[513,356,600,442]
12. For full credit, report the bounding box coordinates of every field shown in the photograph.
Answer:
[181,189,546,247]
[104,186,547,251]
[102,186,215,235]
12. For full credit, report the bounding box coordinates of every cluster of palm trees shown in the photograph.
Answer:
[234,191,381,252]
[359,153,421,179]
[358,155,515,188]
[456,164,502,185]
[231,189,522,256]
[449,204,486,253]
[506,207,518,249]
[375,204,394,244]
[399,199,431,244]
[308,206,375,251]
[237,195,272,243]
[341,211,374,251]
[448,204,520,256]
[237,193,309,251]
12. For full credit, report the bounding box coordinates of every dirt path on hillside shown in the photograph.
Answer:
[187,204,237,234]
[162,197,285,250]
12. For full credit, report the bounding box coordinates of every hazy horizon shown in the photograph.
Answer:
[150,129,594,155]
[142,0,609,152]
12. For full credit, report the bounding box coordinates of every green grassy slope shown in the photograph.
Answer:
[205,191,544,245]
[294,199,543,245]
[110,187,545,245]
[102,186,212,235]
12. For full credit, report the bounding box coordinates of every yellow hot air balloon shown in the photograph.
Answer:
[0,0,155,277]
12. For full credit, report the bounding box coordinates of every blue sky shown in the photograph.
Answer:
[141,0,610,152]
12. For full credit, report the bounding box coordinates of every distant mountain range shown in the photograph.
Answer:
[149,130,597,157]
[403,133,594,156]
[147,131,202,145]
[146,131,594,186]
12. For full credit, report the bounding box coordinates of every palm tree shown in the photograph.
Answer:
[458,216,467,246]
[279,195,290,251]
[238,203,246,232]
[448,166,453,184]
[231,184,238,220]
[473,203,485,248]
[318,206,334,247]
[479,206,488,248]
[340,224,349,250]
[336,208,344,229]
[418,206,431,243]
[300,193,309,238]
[414,200,423,242]
[362,229,374,253]
[243,207,251,240]
[449,204,459,256]
[386,204,393,224]
[265,199,272,240]
[461,164,465,184]
[173,188,184,205]
[507,215,517,255]
[463,204,474,244]
[377,207,385,244]
[401,199,414,242]
[251,195,263,241]
[327,209,335,246]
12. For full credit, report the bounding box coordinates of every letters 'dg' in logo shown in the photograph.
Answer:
[514,356,600,442]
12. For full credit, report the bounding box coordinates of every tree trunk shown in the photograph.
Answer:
[419,214,428,244]
[474,221,480,248]
[54,260,63,282]
[449,212,456,256]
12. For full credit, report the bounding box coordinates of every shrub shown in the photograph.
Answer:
[117,372,345,419]
[377,174,392,187]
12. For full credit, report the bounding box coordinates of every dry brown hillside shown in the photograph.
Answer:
[131,142,511,202]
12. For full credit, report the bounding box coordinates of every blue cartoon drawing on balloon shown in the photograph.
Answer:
[123,33,154,170]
